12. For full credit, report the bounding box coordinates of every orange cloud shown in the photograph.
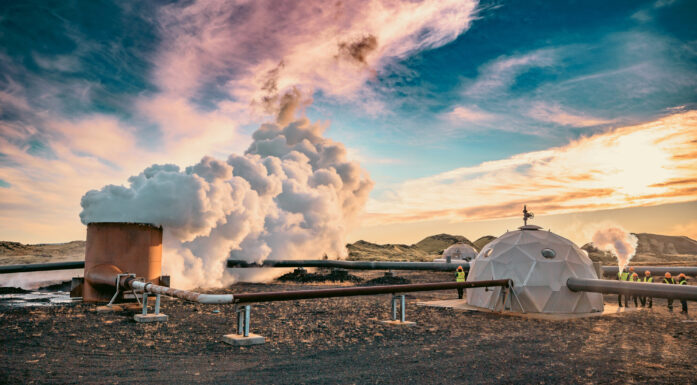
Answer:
[366,110,697,225]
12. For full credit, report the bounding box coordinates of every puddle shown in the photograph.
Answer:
[0,291,76,308]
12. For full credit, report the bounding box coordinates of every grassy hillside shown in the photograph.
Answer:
[347,234,472,262]
[0,241,85,265]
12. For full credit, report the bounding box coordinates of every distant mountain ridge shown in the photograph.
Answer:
[347,233,492,262]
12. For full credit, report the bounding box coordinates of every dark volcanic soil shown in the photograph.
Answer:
[1,271,696,384]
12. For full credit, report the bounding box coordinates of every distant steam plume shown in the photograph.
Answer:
[591,226,638,273]
[79,94,373,289]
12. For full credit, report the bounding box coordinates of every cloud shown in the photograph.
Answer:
[446,106,495,122]
[365,110,697,224]
[154,0,479,105]
[527,102,615,127]
[463,49,557,98]
[0,0,480,244]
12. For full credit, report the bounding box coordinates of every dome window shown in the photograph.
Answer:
[541,248,556,259]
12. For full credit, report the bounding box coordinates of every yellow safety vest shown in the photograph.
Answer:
[618,272,629,281]
[456,271,465,282]
[643,277,653,283]
[679,279,687,285]
[664,278,675,284]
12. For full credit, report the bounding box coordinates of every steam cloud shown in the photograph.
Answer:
[591,226,638,273]
[79,96,373,289]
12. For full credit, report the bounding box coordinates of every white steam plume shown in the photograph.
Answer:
[79,95,373,289]
[591,226,638,273]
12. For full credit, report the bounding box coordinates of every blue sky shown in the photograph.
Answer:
[310,0,697,186]
[1,0,696,244]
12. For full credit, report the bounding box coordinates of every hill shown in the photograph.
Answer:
[473,235,497,251]
[347,234,472,262]
[0,241,85,265]
[582,233,697,265]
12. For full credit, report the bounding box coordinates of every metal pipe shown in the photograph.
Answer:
[0,261,84,274]
[227,259,467,271]
[231,280,511,303]
[567,277,697,301]
[600,266,697,277]
[128,280,235,304]
[228,259,697,278]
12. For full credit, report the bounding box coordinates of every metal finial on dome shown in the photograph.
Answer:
[523,205,534,225]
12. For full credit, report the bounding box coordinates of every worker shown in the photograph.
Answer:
[629,272,639,307]
[664,273,676,311]
[639,270,653,308]
[455,265,466,299]
[678,273,688,313]
[617,268,630,307]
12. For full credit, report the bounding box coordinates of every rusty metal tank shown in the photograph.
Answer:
[83,222,163,302]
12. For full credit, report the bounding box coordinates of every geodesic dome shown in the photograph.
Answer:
[442,243,477,261]
[466,225,604,314]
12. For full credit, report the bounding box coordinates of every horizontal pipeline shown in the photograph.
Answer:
[229,259,697,277]
[600,266,697,277]
[120,276,510,305]
[567,277,697,301]
[0,261,85,274]
[232,279,511,303]
[227,259,467,271]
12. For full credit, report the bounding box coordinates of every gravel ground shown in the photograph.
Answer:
[1,271,696,384]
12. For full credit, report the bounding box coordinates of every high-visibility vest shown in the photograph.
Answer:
[679,278,687,285]
[643,277,653,283]
[456,271,465,282]
[629,275,638,282]
[618,272,629,281]
[664,278,676,284]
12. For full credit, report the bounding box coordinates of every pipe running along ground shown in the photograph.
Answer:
[567,277,697,301]
[125,279,511,304]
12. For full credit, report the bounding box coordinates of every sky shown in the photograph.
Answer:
[1,0,696,246]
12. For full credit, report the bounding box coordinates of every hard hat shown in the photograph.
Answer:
[678,273,686,278]
[457,265,463,271]
[629,266,634,271]
[632,273,638,277]
[665,272,672,278]
[644,270,651,275]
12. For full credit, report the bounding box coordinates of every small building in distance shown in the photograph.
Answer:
[434,242,478,263]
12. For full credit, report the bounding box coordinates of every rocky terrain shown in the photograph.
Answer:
[0,241,85,265]
[1,270,696,384]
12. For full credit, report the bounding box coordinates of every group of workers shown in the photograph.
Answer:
[453,264,689,313]
[617,266,689,313]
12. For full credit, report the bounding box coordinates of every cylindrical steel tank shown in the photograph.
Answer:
[83,222,163,302]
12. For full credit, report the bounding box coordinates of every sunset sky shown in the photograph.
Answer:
[1,0,696,246]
